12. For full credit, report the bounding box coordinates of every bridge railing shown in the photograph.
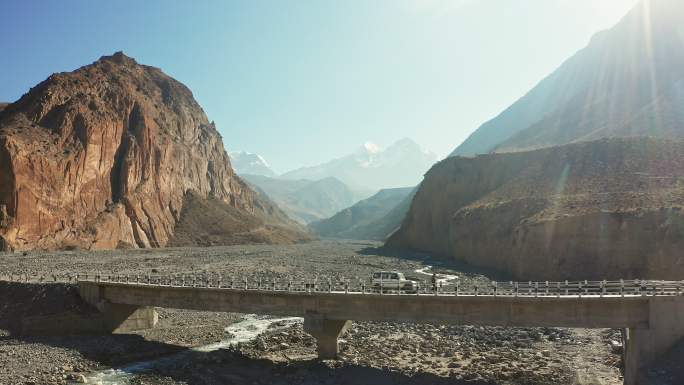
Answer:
[1,272,683,297]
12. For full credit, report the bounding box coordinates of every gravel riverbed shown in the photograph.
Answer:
[0,240,624,385]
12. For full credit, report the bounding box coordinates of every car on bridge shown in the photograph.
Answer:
[371,271,419,293]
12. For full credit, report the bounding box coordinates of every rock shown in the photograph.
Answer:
[0,52,310,251]
[611,340,624,354]
[68,373,87,383]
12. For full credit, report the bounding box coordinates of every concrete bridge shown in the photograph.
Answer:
[74,275,684,385]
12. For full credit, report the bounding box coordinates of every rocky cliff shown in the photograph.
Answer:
[0,52,309,251]
[388,138,684,280]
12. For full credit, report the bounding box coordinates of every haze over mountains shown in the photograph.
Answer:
[452,0,684,157]
[309,187,414,240]
[240,174,366,224]
[391,0,684,280]
[281,138,437,191]
[230,138,435,227]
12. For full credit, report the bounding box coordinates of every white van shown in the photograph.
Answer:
[371,271,419,293]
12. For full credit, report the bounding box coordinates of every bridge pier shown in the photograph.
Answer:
[303,313,351,359]
[78,281,158,333]
[623,297,684,385]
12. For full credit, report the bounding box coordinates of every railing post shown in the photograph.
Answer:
[578,281,583,298]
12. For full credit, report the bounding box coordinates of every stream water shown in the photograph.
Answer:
[414,266,459,284]
[77,315,302,385]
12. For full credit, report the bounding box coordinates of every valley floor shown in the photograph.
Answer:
[0,241,626,385]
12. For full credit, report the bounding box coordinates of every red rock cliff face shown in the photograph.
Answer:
[0,52,303,251]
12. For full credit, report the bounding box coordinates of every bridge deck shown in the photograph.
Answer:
[78,278,662,329]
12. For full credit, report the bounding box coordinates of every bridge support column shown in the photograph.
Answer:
[623,297,684,385]
[100,303,158,333]
[78,281,158,333]
[304,313,351,359]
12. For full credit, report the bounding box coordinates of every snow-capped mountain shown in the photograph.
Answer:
[229,151,276,177]
[280,138,437,190]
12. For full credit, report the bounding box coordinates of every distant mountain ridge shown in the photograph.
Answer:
[240,174,369,224]
[229,151,276,177]
[451,0,684,157]
[281,138,437,190]
[309,187,414,240]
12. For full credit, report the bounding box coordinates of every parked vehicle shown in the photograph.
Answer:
[371,271,419,293]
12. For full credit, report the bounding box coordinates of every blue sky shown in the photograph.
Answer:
[1,0,638,173]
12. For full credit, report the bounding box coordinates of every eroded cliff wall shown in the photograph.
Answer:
[387,138,684,280]
[0,52,308,251]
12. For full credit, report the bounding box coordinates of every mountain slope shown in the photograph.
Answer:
[281,138,437,190]
[229,151,276,177]
[389,138,684,280]
[168,191,311,247]
[0,52,309,251]
[309,187,413,240]
[240,174,364,224]
[452,0,684,156]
